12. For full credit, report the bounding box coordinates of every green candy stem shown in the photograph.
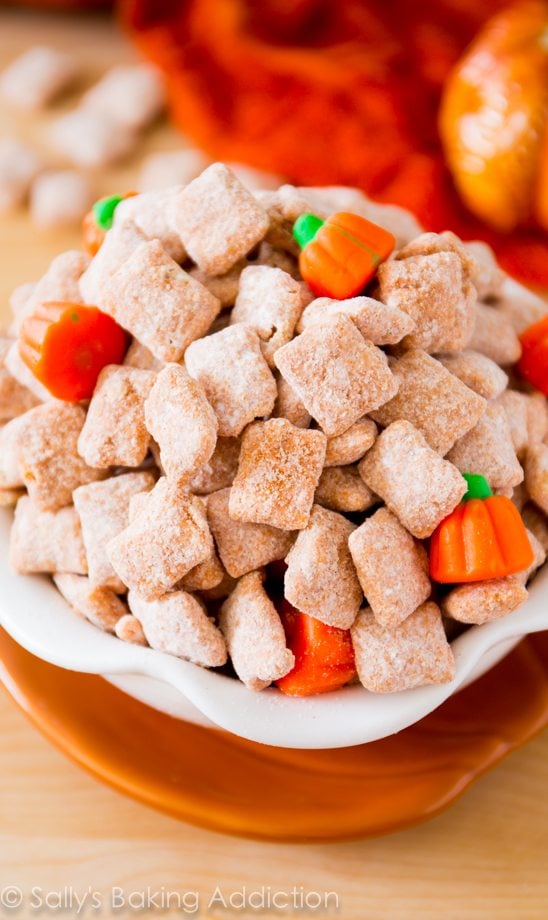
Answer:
[92,194,124,231]
[462,472,493,502]
[293,213,325,250]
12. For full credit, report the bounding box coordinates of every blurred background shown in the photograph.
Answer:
[1,0,547,310]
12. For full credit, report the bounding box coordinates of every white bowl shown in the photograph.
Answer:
[1,507,546,749]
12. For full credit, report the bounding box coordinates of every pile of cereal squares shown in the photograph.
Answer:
[1,163,547,696]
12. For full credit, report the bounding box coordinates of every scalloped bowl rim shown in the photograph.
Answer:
[0,508,547,749]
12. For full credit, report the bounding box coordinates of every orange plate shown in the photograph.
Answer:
[1,627,547,842]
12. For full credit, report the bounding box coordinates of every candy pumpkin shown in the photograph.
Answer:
[19,302,128,402]
[430,474,534,584]
[439,0,548,233]
[276,601,357,696]
[293,212,395,300]
[518,314,548,396]
[82,192,136,256]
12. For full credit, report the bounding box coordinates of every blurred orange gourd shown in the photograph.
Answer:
[440,0,548,233]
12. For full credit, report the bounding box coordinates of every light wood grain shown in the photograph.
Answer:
[0,10,547,919]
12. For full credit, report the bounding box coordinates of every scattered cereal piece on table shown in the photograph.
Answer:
[359,420,467,538]
[189,437,241,495]
[219,571,294,690]
[144,364,218,485]
[53,574,127,632]
[468,303,522,365]
[129,589,227,667]
[78,366,155,469]
[100,240,220,362]
[231,265,304,365]
[446,401,524,491]
[0,46,76,110]
[441,577,528,625]
[30,170,93,229]
[10,497,87,575]
[436,350,508,400]
[207,487,294,578]
[50,108,137,169]
[0,137,42,213]
[139,148,210,192]
[274,315,398,437]
[524,443,548,515]
[371,349,486,455]
[348,507,431,628]
[229,418,326,530]
[107,478,213,599]
[173,163,269,275]
[297,295,414,344]
[351,602,455,693]
[285,504,362,629]
[314,466,377,513]
[73,471,155,592]
[16,402,103,512]
[185,324,276,437]
[82,64,164,131]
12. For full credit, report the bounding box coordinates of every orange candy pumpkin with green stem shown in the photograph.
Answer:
[430,473,534,584]
[517,314,548,396]
[293,212,395,300]
[276,600,357,697]
[19,301,128,402]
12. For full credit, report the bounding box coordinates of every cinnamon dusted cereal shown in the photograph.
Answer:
[113,188,186,263]
[10,497,87,575]
[378,245,476,353]
[0,488,23,507]
[129,590,227,667]
[229,418,326,530]
[272,373,311,428]
[11,249,90,335]
[231,265,304,365]
[0,417,26,489]
[468,303,521,365]
[50,108,136,169]
[173,164,269,275]
[0,338,39,420]
[189,437,241,495]
[79,220,147,306]
[123,339,164,372]
[115,614,147,645]
[16,402,103,511]
[371,350,486,455]
[255,185,319,254]
[497,390,531,457]
[274,315,398,437]
[437,351,508,400]
[524,443,548,515]
[207,487,294,578]
[463,240,504,300]
[297,295,414,344]
[219,571,294,690]
[522,503,548,554]
[447,402,524,491]
[0,137,42,214]
[4,342,52,402]
[517,529,546,585]
[441,577,528,625]
[107,478,213,599]
[180,547,225,592]
[285,504,362,629]
[189,260,245,310]
[348,508,431,628]
[73,471,155,592]
[351,602,455,693]
[315,466,377,513]
[495,277,547,335]
[185,324,276,437]
[53,574,127,632]
[324,419,377,468]
[0,46,76,110]
[30,170,93,229]
[78,366,155,469]
[100,240,221,362]
[144,364,218,485]
[359,420,467,538]
[526,392,548,444]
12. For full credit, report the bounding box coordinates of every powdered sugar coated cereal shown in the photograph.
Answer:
[129,589,227,667]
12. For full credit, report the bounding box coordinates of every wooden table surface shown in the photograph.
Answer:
[0,10,547,919]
